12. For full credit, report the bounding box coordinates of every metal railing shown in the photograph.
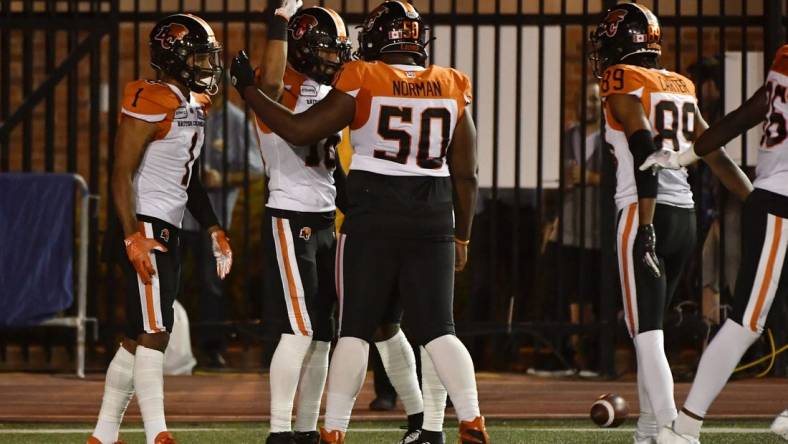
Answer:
[0,0,784,375]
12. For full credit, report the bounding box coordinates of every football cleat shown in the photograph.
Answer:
[399,429,445,444]
[771,410,788,440]
[294,430,320,444]
[656,425,700,444]
[153,431,177,444]
[458,416,490,444]
[86,437,126,444]
[266,431,296,444]
[318,428,345,444]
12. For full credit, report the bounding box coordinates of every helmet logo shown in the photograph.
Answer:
[154,23,190,49]
[364,5,389,31]
[600,9,628,38]
[292,14,319,40]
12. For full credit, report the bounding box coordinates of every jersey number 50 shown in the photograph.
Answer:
[375,105,451,169]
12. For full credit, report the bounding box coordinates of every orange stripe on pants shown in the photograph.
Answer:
[276,218,309,336]
[750,217,783,331]
[138,221,160,333]
[621,204,638,336]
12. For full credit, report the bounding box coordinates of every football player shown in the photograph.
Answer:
[230,1,488,443]
[640,44,787,444]
[589,3,750,443]
[87,14,232,444]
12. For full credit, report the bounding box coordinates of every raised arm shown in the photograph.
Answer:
[231,51,354,146]
[448,107,478,272]
[256,1,299,100]
[693,104,754,201]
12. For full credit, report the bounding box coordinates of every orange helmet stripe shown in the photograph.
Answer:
[316,7,347,38]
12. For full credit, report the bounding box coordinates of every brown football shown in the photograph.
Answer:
[590,393,629,428]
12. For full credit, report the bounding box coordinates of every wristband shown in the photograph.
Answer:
[454,237,470,246]
[267,15,288,41]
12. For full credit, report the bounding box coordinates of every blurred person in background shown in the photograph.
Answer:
[181,74,262,369]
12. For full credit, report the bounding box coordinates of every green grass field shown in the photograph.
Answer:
[0,419,781,444]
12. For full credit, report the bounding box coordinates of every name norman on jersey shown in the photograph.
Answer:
[392,79,442,97]
[600,64,697,210]
[332,60,472,177]
[120,79,210,227]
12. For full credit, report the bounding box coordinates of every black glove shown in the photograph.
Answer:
[230,50,255,98]
[633,224,661,278]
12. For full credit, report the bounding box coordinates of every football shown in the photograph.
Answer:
[590,393,629,428]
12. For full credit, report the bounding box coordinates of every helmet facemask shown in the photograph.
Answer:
[184,47,223,95]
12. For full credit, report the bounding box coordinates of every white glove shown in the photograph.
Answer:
[275,0,303,21]
[639,147,700,173]
[211,229,233,280]
[639,149,680,173]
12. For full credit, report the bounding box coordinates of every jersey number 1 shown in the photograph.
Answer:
[375,106,451,169]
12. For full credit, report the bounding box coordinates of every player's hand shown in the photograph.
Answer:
[633,224,661,278]
[211,229,233,279]
[124,232,168,285]
[639,149,681,173]
[454,239,469,272]
[275,0,303,20]
[230,51,255,99]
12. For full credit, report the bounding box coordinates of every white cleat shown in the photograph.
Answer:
[772,410,788,440]
[656,425,700,444]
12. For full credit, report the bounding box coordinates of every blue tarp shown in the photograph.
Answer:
[0,173,75,326]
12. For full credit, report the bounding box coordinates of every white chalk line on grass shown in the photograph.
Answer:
[0,427,773,434]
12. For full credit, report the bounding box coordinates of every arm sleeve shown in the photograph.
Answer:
[186,159,221,230]
[628,129,659,199]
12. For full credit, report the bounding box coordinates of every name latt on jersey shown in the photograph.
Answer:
[600,64,697,210]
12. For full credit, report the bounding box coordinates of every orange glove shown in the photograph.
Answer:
[124,232,168,285]
[211,229,233,279]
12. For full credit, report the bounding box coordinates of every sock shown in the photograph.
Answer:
[134,346,167,444]
[633,330,676,428]
[294,340,331,432]
[424,335,480,422]
[323,337,369,433]
[270,334,314,433]
[420,346,447,432]
[674,410,704,438]
[374,330,423,416]
[93,346,135,444]
[677,319,760,436]
[634,342,658,439]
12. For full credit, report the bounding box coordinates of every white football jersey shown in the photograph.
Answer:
[256,67,340,213]
[121,79,210,227]
[331,61,472,177]
[601,64,697,210]
[754,45,788,197]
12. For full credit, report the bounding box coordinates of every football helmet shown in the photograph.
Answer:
[287,7,352,85]
[356,0,429,64]
[589,3,662,78]
[149,14,223,95]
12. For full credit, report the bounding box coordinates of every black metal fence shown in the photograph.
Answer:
[1,0,785,375]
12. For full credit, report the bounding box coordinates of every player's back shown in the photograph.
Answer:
[755,45,788,197]
[601,64,697,210]
[331,60,473,238]
[121,79,210,227]
[255,67,340,213]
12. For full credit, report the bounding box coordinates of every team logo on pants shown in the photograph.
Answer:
[160,228,170,242]
[299,227,312,241]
